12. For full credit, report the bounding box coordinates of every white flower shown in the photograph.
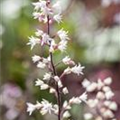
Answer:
[49,88,56,94]
[84,113,93,120]
[54,76,61,82]
[103,109,114,118]
[109,101,118,111]
[105,90,114,99]
[71,64,84,75]
[33,12,40,19]
[104,100,111,107]
[82,79,91,88]
[35,101,42,109]
[79,92,87,103]
[104,77,112,85]
[32,12,48,23]
[63,101,71,110]
[27,36,40,49]
[43,73,51,81]
[37,61,46,68]
[53,14,62,23]
[57,29,69,41]
[52,1,62,14]
[62,87,69,94]
[35,79,44,86]
[41,33,52,46]
[53,104,58,114]
[102,86,111,92]
[97,79,104,90]
[87,99,98,108]
[69,97,81,104]
[58,80,63,88]
[40,84,49,90]
[101,0,112,7]
[62,56,75,65]
[96,91,105,100]
[64,67,71,74]
[35,29,43,36]
[40,99,53,115]
[63,111,71,118]
[26,103,36,115]
[32,0,46,11]
[32,55,41,63]
[49,40,57,52]
[58,40,68,52]
[86,82,97,92]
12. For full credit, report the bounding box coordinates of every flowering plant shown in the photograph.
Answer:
[26,0,87,120]
[26,0,119,120]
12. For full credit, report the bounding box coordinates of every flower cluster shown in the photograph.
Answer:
[26,0,86,120]
[0,83,24,120]
[82,77,118,120]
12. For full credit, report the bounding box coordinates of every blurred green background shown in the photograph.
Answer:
[0,0,120,120]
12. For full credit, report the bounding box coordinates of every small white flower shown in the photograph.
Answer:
[62,87,69,94]
[32,55,41,63]
[33,12,42,20]
[58,40,68,52]
[63,101,71,110]
[86,82,97,92]
[101,0,112,7]
[109,101,118,111]
[79,92,87,103]
[26,102,36,115]
[49,88,56,94]
[35,79,44,86]
[63,111,71,118]
[49,40,57,53]
[52,1,62,14]
[37,61,46,68]
[53,104,58,114]
[87,99,98,108]
[104,77,112,85]
[40,99,53,115]
[96,91,105,100]
[32,0,46,11]
[64,67,71,74]
[58,80,63,88]
[102,86,111,92]
[105,90,114,99]
[35,29,43,36]
[40,84,49,90]
[27,36,40,49]
[82,79,91,88]
[57,29,69,41]
[69,97,81,104]
[54,76,60,82]
[41,33,52,46]
[42,57,49,64]
[84,113,93,120]
[103,109,114,118]
[35,101,42,109]
[53,14,62,23]
[43,73,51,81]
[71,63,84,76]
[104,100,111,107]
[97,79,104,90]
[62,56,75,65]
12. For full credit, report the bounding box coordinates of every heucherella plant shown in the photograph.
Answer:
[26,0,87,120]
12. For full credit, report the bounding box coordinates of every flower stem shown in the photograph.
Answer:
[47,15,61,120]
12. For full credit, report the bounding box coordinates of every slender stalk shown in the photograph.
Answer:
[47,15,61,120]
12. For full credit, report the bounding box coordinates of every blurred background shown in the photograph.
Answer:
[0,0,120,120]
